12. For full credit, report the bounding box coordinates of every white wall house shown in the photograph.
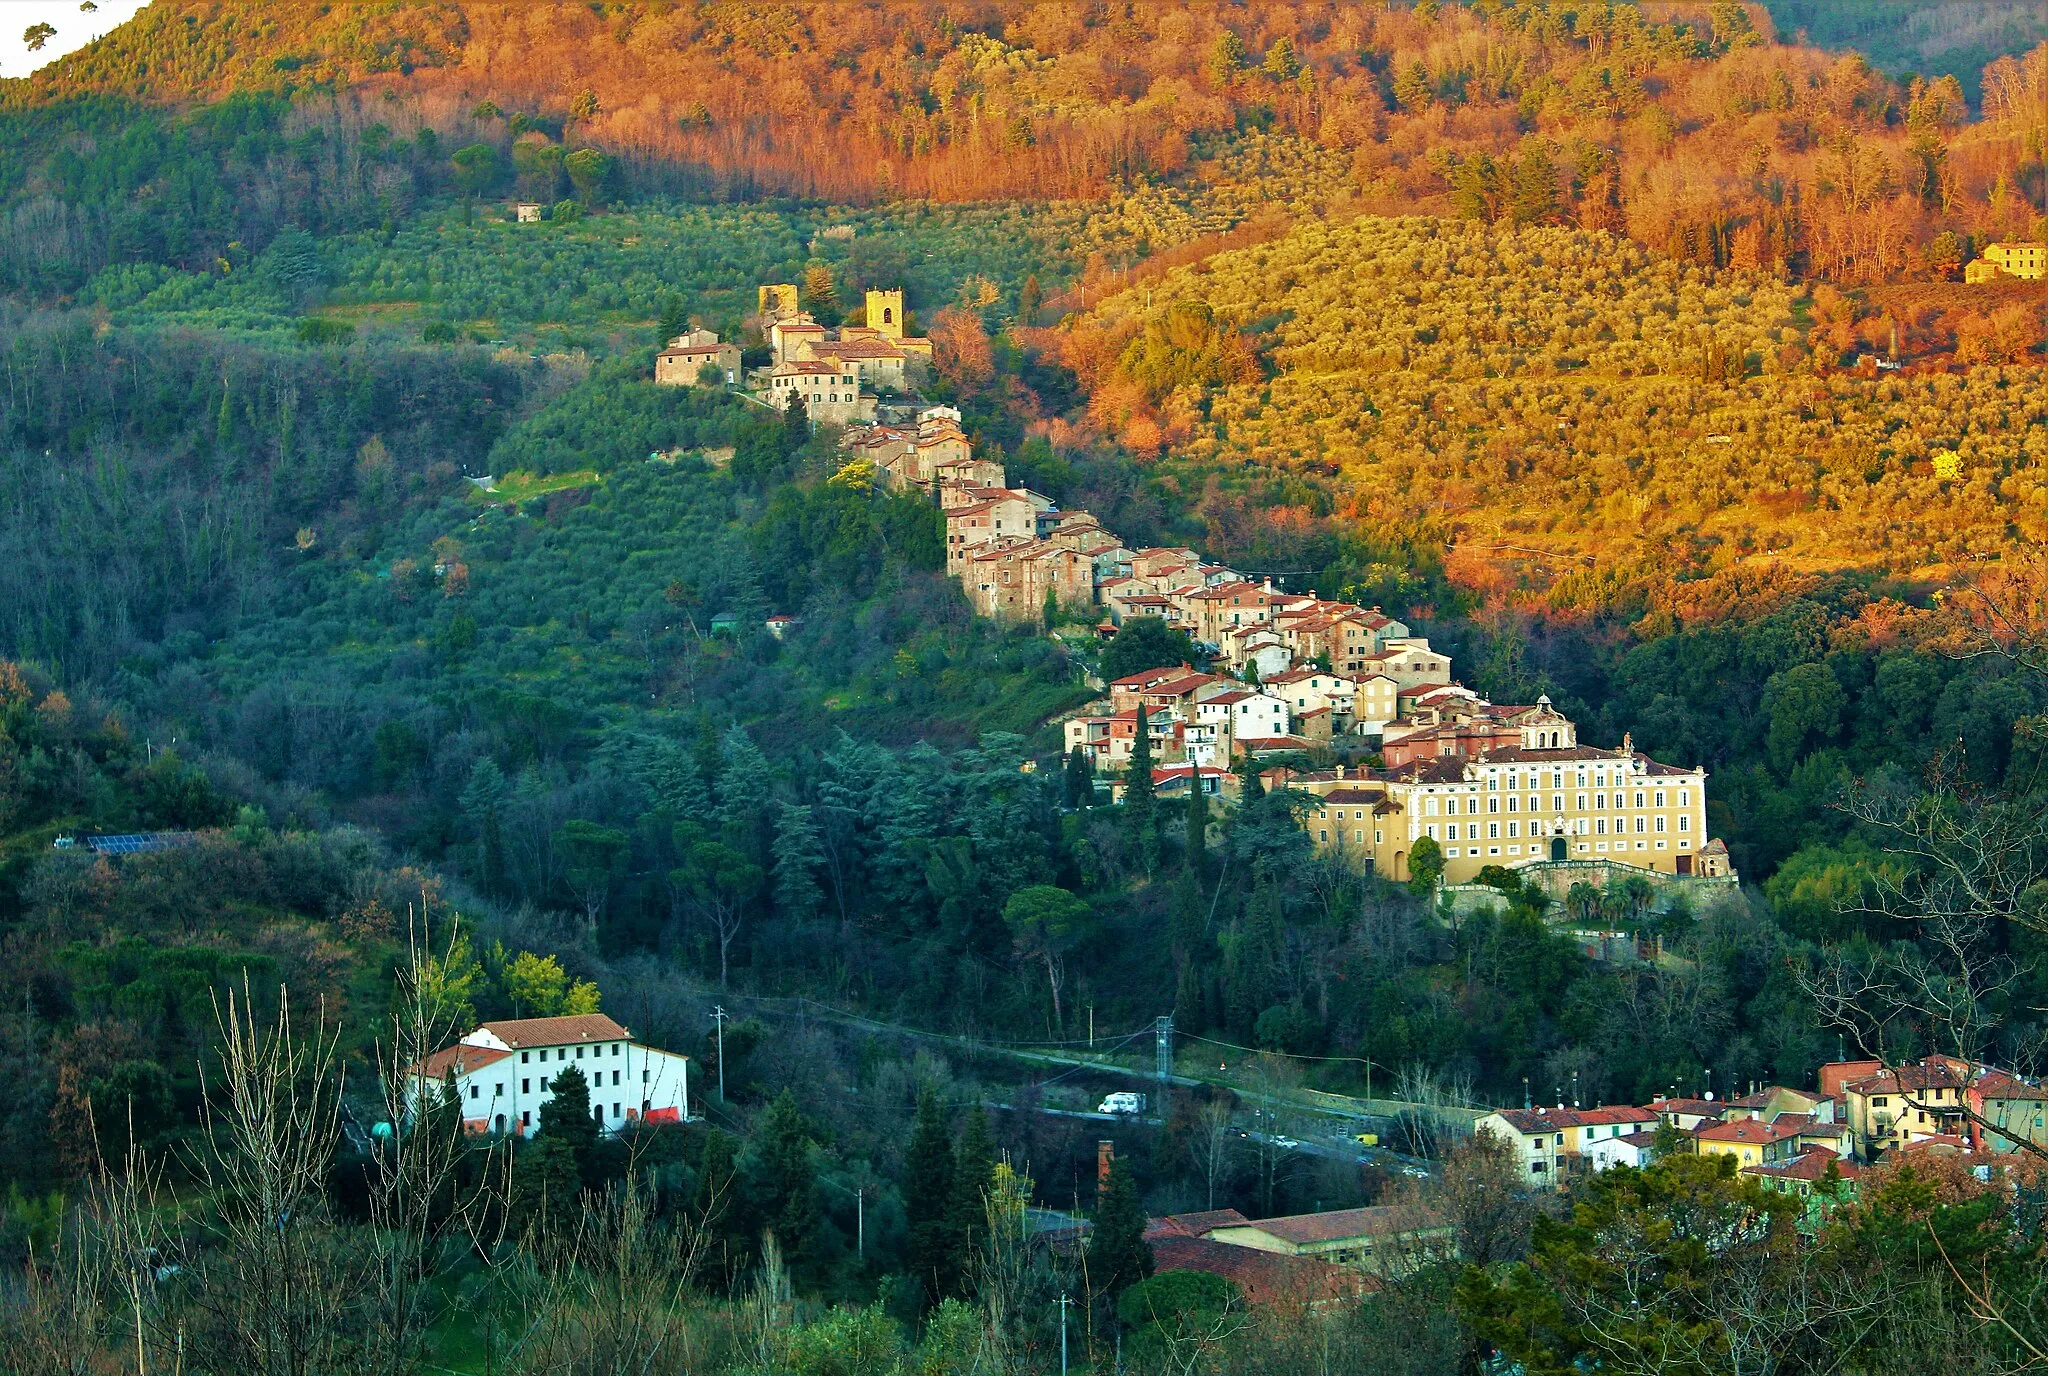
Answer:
[411,1013,693,1139]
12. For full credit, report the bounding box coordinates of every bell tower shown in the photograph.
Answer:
[865,288,905,341]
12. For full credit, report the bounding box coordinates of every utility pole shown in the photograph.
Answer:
[1058,1293,1072,1376]
[857,1186,865,1257]
[1088,1004,1094,1049]
[1154,1015,1173,1097]
[712,1005,727,1101]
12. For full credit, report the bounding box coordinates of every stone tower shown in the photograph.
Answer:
[757,283,799,320]
[865,288,905,340]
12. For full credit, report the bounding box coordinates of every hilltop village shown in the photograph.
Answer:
[655,285,1732,893]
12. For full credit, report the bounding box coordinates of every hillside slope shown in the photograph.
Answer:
[4,1,2043,282]
[1054,215,2048,616]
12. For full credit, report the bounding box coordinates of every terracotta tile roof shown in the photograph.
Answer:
[1149,1235,1369,1305]
[1650,1097,1723,1117]
[1896,1133,1972,1153]
[1743,1146,1863,1183]
[1490,1106,1658,1134]
[1845,1061,1972,1095]
[412,1043,512,1079]
[1695,1118,1804,1145]
[1144,1210,1252,1240]
[473,1014,631,1049]
[1231,1205,1442,1247]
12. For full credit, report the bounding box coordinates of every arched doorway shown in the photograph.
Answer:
[1550,836,1567,862]
[1393,851,1407,882]
[493,1113,505,1134]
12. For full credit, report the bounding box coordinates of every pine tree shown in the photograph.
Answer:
[903,1088,956,1305]
[460,757,509,895]
[944,1103,996,1295]
[1087,1158,1154,1298]
[747,1091,819,1275]
[717,726,773,859]
[771,800,825,920]
[1018,273,1042,325]
[657,294,686,342]
[648,736,711,819]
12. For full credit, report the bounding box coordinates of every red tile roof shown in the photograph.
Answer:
[1743,1146,1863,1183]
[473,1014,630,1048]
[1148,1235,1369,1305]
[1695,1118,1804,1145]
[1224,1205,1442,1247]
[411,1042,512,1079]
[1144,1209,1251,1239]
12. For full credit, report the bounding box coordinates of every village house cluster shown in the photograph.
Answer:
[653,282,934,423]
[1475,1052,2048,1203]
[656,283,1734,894]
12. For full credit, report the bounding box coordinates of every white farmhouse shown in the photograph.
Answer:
[411,1013,694,1139]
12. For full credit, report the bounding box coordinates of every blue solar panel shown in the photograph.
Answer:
[83,832,198,854]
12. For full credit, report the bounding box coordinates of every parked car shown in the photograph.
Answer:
[1098,1092,1147,1115]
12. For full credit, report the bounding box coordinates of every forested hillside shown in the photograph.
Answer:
[5,1,2046,294]
[4,6,2048,1374]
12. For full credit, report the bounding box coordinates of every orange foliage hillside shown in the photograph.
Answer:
[10,2,2045,281]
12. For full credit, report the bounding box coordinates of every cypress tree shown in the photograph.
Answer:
[782,388,810,455]
[538,1065,600,1169]
[903,1088,956,1305]
[1125,706,1158,870]
[1086,1158,1154,1298]
[1184,768,1208,876]
[944,1103,996,1294]
[1064,745,1095,810]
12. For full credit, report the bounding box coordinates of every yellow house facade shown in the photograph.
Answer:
[1296,735,1713,884]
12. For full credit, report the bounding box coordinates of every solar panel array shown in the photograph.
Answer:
[83,832,199,854]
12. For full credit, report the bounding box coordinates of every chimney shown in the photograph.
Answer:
[1097,1140,1115,1190]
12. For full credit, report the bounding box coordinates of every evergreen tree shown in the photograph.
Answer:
[648,735,711,819]
[944,1104,996,1294]
[1208,31,1246,86]
[1125,706,1157,871]
[771,800,825,920]
[460,757,508,895]
[1510,145,1560,226]
[903,1088,956,1305]
[510,1136,581,1238]
[1018,273,1042,325]
[1184,768,1209,875]
[1064,746,1095,810]
[1087,1158,1153,1299]
[782,388,811,453]
[801,263,839,317]
[749,1090,819,1270]
[538,1064,600,1182]
[717,726,773,859]
[1043,583,1060,632]
[657,294,686,343]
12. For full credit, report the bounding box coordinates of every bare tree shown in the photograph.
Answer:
[175,979,365,1375]
[500,1168,721,1376]
[360,914,512,1374]
[1193,1095,1238,1210]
